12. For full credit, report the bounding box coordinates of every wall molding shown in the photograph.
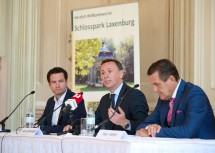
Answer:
[211,0,215,89]
[194,0,205,86]
[172,0,194,82]
[0,0,5,57]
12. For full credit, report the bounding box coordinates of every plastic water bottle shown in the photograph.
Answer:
[26,108,34,128]
[86,108,95,136]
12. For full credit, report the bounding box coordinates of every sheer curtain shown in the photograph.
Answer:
[0,0,39,131]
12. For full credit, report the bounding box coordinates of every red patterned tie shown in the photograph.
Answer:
[167,98,175,125]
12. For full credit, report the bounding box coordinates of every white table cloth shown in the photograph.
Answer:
[128,137,215,153]
[62,135,130,153]
[1,132,215,153]
[0,132,62,153]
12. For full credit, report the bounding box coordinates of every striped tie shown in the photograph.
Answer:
[167,98,175,125]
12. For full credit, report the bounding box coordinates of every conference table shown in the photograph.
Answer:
[1,132,215,153]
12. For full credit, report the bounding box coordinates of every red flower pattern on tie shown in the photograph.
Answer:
[167,98,175,125]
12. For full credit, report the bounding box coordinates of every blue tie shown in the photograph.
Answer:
[111,94,115,109]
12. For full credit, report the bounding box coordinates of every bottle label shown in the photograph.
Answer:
[87,118,95,124]
[26,112,34,128]
[26,117,33,123]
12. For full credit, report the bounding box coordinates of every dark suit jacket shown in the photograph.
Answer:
[38,88,86,133]
[137,80,215,139]
[95,82,149,135]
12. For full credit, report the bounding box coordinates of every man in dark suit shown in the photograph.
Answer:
[136,59,215,139]
[95,59,149,135]
[38,67,86,133]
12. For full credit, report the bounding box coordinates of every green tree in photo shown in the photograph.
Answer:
[115,36,134,82]
[75,38,102,79]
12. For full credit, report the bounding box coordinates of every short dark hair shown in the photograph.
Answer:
[47,67,68,83]
[101,59,123,70]
[147,59,180,82]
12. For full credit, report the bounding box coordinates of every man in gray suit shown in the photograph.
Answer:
[95,59,149,135]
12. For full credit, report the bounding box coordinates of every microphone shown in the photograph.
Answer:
[34,102,63,129]
[92,84,139,131]
[133,84,139,89]
[34,92,83,131]
[62,92,83,113]
[0,91,35,132]
[56,92,83,136]
[56,92,83,135]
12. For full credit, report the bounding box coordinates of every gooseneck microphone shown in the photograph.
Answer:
[34,92,83,131]
[62,92,83,113]
[56,92,83,136]
[34,101,64,129]
[0,91,35,132]
[133,84,140,89]
[92,84,139,130]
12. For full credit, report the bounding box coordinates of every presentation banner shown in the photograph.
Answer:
[71,2,140,109]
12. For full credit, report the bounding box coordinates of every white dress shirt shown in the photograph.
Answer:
[51,90,67,126]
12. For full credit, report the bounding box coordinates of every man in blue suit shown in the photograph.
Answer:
[136,59,215,139]
[38,67,86,133]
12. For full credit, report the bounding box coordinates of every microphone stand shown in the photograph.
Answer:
[34,102,66,129]
[0,91,35,132]
[35,92,82,134]
[92,84,139,131]
[57,109,81,136]
[34,101,73,135]
[67,110,79,135]
[56,109,73,136]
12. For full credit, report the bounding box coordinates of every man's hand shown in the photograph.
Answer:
[136,124,161,137]
[108,107,128,127]
[147,124,161,137]
[135,128,150,137]
[63,125,73,132]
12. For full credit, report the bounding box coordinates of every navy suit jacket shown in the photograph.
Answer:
[38,88,86,133]
[137,80,215,139]
[95,82,149,135]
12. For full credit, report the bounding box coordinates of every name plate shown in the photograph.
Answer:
[20,128,43,136]
[96,130,128,139]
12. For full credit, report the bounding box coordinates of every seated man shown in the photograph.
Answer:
[95,59,149,135]
[136,59,215,139]
[38,67,86,133]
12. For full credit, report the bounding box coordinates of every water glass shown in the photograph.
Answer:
[80,118,87,135]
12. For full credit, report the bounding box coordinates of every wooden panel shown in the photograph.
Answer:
[35,106,45,122]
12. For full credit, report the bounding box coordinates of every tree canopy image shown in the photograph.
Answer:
[75,38,102,76]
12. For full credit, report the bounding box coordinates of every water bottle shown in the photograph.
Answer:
[26,108,34,128]
[86,108,95,136]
